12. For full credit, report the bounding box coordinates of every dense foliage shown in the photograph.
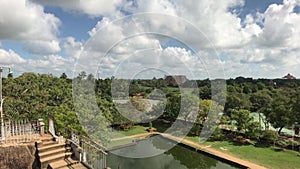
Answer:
[1,73,300,139]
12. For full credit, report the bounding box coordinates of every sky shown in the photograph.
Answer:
[0,0,300,79]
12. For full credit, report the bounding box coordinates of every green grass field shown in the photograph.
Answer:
[110,125,148,139]
[118,125,148,136]
[185,136,300,169]
[210,141,300,169]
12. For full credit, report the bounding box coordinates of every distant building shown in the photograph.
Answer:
[283,73,296,79]
[165,75,188,86]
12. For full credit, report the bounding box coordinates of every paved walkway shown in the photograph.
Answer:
[111,132,268,169]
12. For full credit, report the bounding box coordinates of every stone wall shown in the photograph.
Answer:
[0,143,39,169]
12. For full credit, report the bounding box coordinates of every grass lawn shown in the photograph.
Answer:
[210,141,300,169]
[193,139,300,169]
[118,125,149,136]
[110,125,149,139]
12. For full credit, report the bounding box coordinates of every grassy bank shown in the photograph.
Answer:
[118,125,148,136]
[185,136,300,169]
[211,141,300,169]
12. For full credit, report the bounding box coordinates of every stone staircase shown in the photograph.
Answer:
[37,137,87,169]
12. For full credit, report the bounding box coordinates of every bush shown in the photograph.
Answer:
[245,121,261,139]
[260,130,278,143]
[209,127,224,141]
[190,124,202,136]
[277,139,299,148]
[277,139,289,148]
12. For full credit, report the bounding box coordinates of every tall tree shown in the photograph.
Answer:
[250,91,272,129]
[230,109,260,138]
[270,92,294,134]
[60,72,68,79]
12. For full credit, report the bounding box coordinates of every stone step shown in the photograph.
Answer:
[38,143,66,153]
[36,140,43,147]
[41,137,54,142]
[42,141,59,147]
[59,163,87,169]
[40,152,73,169]
[48,158,80,169]
[41,134,55,142]
[39,148,66,159]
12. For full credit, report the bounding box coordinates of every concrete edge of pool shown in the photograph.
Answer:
[108,133,268,169]
[157,133,268,169]
[158,135,248,169]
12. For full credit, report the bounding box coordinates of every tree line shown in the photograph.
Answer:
[1,72,300,139]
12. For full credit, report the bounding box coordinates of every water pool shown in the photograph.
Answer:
[107,136,242,169]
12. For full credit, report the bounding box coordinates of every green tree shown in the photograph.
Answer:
[60,72,68,79]
[225,92,251,116]
[250,91,272,130]
[292,89,300,123]
[77,71,87,80]
[270,92,294,134]
[164,93,181,121]
[260,130,278,144]
[231,109,259,138]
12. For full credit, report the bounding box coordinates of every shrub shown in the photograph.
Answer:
[277,139,289,148]
[245,121,261,140]
[277,139,299,148]
[209,127,224,141]
[260,130,278,143]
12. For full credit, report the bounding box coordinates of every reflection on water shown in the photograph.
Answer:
[107,136,239,169]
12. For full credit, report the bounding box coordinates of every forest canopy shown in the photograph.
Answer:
[1,72,300,137]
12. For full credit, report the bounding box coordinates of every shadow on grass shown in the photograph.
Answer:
[226,140,253,147]
[272,147,285,152]
[254,142,272,148]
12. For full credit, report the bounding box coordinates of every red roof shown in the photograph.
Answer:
[283,73,296,79]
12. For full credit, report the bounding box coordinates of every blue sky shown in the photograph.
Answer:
[0,0,300,79]
[44,7,99,41]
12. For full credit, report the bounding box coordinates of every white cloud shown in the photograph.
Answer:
[64,0,300,79]
[0,49,26,65]
[255,0,300,48]
[17,55,75,76]
[166,0,248,48]
[62,37,83,59]
[0,0,60,41]
[27,55,73,69]
[23,40,61,54]
[74,0,249,79]
[0,0,61,55]
[0,48,75,76]
[2,0,300,79]
[101,46,198,79]
[85,0,252,50]
[30,0,123,17]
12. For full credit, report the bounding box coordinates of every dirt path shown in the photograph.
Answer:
[111,132,268,169]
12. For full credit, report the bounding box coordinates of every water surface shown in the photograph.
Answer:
[107,136,239,169]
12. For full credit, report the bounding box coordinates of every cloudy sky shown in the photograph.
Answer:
[0,0,299,79]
